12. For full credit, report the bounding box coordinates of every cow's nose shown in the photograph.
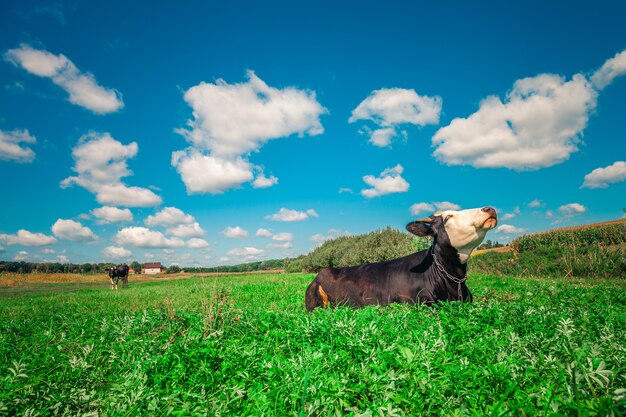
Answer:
[481,206,497,217]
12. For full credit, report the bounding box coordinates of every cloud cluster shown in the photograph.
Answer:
[222,226,248,239]
[551,202,587,225]
[496,224,526,234]
[252,172,279,188]
[103,246,131,259]
[501,207,521,221]
[309,229,351,244]
[361,164,409,198]
[186,238,210,249]
[0,229,56,246]
[115,227,185,248]
[255,228,293,242]
[226,246,265,262]
[61,132,162,207]
[409,201,461,216]
[52,219,97,242]
[559,203,587,216]
[265,208,319,222]
[145,207,194,227]
[581,161,626,189]
[0,129,36,162]
[433,74,597,170]
[591,49,626,90]
[350,88,442,147]
[173,71,326,194]
[144,207,205,238]
[91,206,133,224]
[5,44,123,114]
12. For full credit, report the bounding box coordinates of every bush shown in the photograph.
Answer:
[514,220,626,252]
[297,227,430,273]
[472,220,626,279]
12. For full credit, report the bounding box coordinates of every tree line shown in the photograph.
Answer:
[0,259,289,275]
[0,261,145,274]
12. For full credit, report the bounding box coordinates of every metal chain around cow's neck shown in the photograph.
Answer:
[430,246,467,300]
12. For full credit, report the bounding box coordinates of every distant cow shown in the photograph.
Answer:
[108,264,130,290]
[305,207,498,310]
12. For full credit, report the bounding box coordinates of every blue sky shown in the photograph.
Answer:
[1,0,625,266]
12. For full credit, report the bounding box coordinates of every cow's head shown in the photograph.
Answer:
[406,206,497,263]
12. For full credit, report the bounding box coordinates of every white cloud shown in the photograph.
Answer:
[186,238,210,249]
[409,202,435,215]
[559,203,587,215]
[56,255,70,263]
[551,203,587,225]
[173,70,326,194]
[115,227,184,248]
[0,229,56,246]
[310,229,351,244]
[226,246,265,261]
[256,228,273,237]
[432,73,597,170]
[61,132,162,207]
[103,246,131,259]
[306,209,319,218]
[271,232,293,242]
[222,226,248,239]
[339,187,353,194]
[171,150,253,195]
[328,229,351,236]
[496,224,527,234]
[252,172,279,188]
[409,201,462,216]
[349,88,442,148]
[433,201,462,212]
[0,246,5,253]
[528,199,544,208]
[145,207,194,227]
[266,208,319,222]
[91,206,133,224]
[267,242,292,249]
[0,129,36,162]
[310,233,326,243]
[581,161,626,189]
[167,222,205,238]
[368,127,397,148]
[361,164,410,198]
[14,251,29,261]
[52,219,97,242]
[5,44,123,114]
[591,49,626,90]
[501,207,521,220]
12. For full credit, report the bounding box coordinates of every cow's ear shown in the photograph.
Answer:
[406,217,435,237]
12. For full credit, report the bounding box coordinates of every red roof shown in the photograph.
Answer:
[143,262,161,269]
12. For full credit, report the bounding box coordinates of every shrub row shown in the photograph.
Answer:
[514,220,626,252]
[472,220,626,279]
[288,227,430,273]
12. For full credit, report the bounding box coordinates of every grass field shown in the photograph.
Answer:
[1,273,625,416]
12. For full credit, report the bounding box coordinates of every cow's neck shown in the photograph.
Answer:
[431,241,466,280]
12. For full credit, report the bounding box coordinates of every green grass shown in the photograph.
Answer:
[1,273,625,416]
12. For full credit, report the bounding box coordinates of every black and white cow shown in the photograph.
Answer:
[305,207,498,310]
[108,264,130,290]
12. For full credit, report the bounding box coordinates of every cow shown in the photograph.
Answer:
[305,207,498,311]
[108,264,130,290]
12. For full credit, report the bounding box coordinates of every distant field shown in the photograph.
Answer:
[1,273,624,416]
[0,270,283,290]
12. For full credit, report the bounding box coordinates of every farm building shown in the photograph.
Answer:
[142,262,162,275]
